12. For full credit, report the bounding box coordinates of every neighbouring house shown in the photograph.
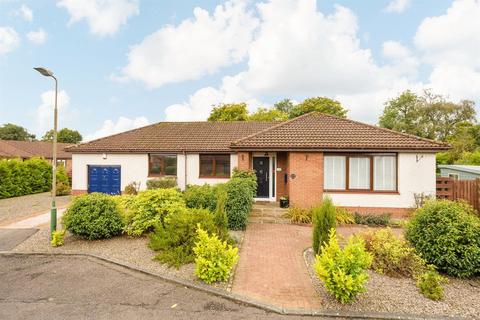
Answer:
[438,165,480,180]
[0,140,73,176]
[66,112,448,216]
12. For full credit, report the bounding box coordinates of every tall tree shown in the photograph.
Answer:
[208,103,249,121]
[42,128,83,144]
[0,123,35,141]
[274,99,294,114]
[289,97,348,119]
[249,108,288,121]
[379,90,421,136]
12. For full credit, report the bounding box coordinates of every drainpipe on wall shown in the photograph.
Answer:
[183,149,187,191]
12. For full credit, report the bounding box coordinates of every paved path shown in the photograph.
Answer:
[232,223,322,310]
[0,254,311,320]
[0,229,38,250]
[1,208,66,229]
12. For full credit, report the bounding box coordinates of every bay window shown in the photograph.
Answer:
[324,154,397,192]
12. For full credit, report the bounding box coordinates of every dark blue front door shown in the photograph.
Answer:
[88,166,121,195]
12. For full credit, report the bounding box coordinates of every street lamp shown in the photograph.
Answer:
[34,67,58,238]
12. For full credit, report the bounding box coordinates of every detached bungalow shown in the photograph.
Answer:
[66,112,448,216]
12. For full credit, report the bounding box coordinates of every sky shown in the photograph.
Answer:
[0,0,479,141]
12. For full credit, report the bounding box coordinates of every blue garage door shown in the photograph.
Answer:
[88,166,121,195]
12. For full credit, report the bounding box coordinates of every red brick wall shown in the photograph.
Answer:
[72,189,87,196]
[237,152,251,170]
[288,152,324,208]
[276,152,289,198]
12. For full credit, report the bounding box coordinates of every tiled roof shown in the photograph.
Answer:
[66,121,278,153]
[0,140,73,159]
[231,112,449,151]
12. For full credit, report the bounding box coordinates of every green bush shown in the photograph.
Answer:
[55,165,71,196]
[363,229,427,278]
[184,184,221,212]
[62,193,124,240]
[406,199,480,277]
[193,227,239,283]
[354,213,391,226]
[285,207,312,224]
[123,182,139,195]
[50,230,66,247]
[146,177,177,190]
[213,189,230,241]
[224,170,257,230]
[149,208,216,268]
[123,188,185,236]
[315,229,372,304]
[312,197,337,254]
[336,208,355,225]
[417,270,446,301]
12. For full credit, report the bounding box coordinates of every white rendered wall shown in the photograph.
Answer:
[326,153,436,208]
[72,153,149,191]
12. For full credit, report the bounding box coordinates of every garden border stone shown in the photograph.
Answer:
[0,251,457,320]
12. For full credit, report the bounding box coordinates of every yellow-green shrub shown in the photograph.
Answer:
[315,229,372,304]
[285,207,312,224]
[193,227,239,283]
[312,197,336,254]
[50,230,65,247]
[417,270,446,301]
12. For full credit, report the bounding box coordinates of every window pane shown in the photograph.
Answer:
[200,155,214,176]
[324,156,346,190]
[164,155,177,175]
[374,156,396,191]
[149,155,163,175]
[349,157,370,189]
[215,155,230,177]
[149,154,177,176]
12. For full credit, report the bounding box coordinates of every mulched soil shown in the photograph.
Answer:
[0,192,71,226]
[304,248,480,319]
[13,226,244,291]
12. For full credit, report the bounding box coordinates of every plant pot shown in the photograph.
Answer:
[280,199,289,208]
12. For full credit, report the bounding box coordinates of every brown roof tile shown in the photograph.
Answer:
[0,140,73,159]
[231,112,449,151]
[66,121,278,153]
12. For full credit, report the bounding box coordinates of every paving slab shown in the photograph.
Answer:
[0,228,38,250]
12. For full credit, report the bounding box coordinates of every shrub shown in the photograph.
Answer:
[231,168,257,196]
[312,197,336,254]
[56,182,71,196]
[363,229,426,278]
[336,208,355,225]
[193,227,239,283]
[406,199,480,277]
[315,229,372,304]
[62,193,124,240]
[146,177,177,190]
[123,189,185,236]
[184,184,220,212]
[285,207,312,224]
[149,208,216,268]
[224,178,255,230]
[417,270,446,301]
[213,189,230,241]
[50,230,65,247]
[124,182,139,195]
[354,213,391,226]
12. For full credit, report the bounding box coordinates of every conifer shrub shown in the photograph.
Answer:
[312,197,336,254]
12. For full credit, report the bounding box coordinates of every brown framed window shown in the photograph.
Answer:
[199,154,230,178]
[149,154,177,176]
[324,154,397,192]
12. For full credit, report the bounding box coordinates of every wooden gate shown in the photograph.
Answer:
[436,177,480,212]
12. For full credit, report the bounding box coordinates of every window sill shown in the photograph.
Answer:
[324,190,399,195]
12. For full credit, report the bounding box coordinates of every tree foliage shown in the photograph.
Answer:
[248,107,288,121]
[289,97,348,119]
[0,123,35,141]
[208,103,249,121]
[42,128,83,143]
[274,98,294,114]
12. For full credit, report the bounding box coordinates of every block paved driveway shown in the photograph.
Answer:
[232,223,322,310]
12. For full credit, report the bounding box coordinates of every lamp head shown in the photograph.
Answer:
[34,67,54,77]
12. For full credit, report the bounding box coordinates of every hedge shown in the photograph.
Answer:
[224,169,257,230]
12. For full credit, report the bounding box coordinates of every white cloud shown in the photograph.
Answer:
[36,90,77,135]
[0,27,20,54]
[11,4,33,22]
[57,0,139,37]
[27,28,47,45]
[382,40,419,79]
[85,116,150,141]
[121,0,258,88]
[384,0,410,13]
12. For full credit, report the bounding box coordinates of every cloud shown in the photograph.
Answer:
[381,40,419,79]
[57,0,139,37]
[84,116,149,141]
[384,0,410,13]
[36,90,77,136]
[11,4,33,22]
[0,27,20,54]
[121,0,258,88]
[27,28,47,45]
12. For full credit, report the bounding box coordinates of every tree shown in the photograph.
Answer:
[0,123,35,141]
[249,108,288,121]
[379,90,422,137]
[42,128,82,144]
[289,97,348,119]
[274,99,294,114]
[208,103,249,121]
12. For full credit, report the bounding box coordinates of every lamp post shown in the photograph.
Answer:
[34,67,58,238]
